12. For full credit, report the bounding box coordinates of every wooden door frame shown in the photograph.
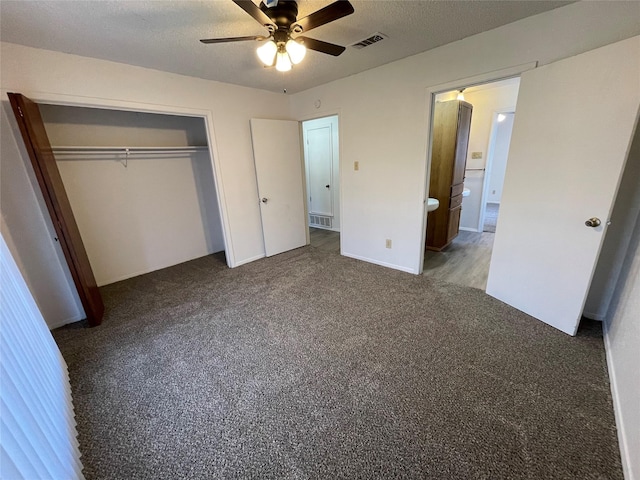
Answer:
[5,90,235,269]
[416,62,537,275]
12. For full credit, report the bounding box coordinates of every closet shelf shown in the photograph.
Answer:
[51,146,208,156]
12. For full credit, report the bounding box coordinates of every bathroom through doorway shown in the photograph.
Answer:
[423,77,520,290]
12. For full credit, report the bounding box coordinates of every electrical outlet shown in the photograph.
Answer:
[385,239,392,249]
[354,161,359,171]
[472,151,483,159]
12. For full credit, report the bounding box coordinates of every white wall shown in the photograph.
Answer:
[585,125,640,321]
[57,152,222,286]
[589,120,640,480]
[1,41,290,327]
[1,106,85,326]
[604,209,640,480]
[459,84,519,231]
[485,113,515,204]
[289,1,640,274]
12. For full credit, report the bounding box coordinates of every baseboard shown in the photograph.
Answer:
[459,227,480,233]
[341,252,417,274]
[603,322,634,480]
[486,201,501,205]
[48,313,84,330]
[99,251,225,285]
[100,268,160,286]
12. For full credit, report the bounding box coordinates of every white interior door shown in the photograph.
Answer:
[306,125,333,215]
[486,36,640,335]
[302,115,340,230]
[250,118,306,257]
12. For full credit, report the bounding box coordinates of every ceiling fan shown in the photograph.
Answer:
[200,0,355,72]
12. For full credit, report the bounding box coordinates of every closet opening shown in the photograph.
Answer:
[422,77,520,290]
[39,104,228,289]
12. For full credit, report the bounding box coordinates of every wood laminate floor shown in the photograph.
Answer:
[310,227,493,291]
[483,203,499,233]
[423,230,495,290]
[309,227,340,254]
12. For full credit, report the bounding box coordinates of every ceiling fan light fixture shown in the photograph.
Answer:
[257,39,277,66]
[202,0,355,72]
[285,39,306,64]
[275,49,292,72]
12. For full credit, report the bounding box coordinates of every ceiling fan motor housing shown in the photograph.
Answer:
[260,0,299,32]
[200,0,353,58]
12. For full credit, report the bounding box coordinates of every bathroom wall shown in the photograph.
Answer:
[485,113,515,204]
[459,81,520,231]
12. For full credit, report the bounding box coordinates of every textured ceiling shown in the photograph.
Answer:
[0,0,572,94]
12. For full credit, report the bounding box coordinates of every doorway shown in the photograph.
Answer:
[481,111,515,233]
[418,38,639,335]
[423,78,520,290]
[251,118,307,257]
[302,115,341,253]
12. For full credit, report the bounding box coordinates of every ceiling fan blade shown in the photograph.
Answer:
[293,1,354,33]
[200,35,266,44]
[298,36,346,56]
[232,0,273,27]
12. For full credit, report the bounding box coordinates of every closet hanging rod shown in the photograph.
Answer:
[51,146,208,154]
[465,167,485,171]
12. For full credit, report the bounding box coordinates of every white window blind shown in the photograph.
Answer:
[0,233,84,479]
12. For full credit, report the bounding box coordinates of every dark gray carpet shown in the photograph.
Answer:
[483,203,499,233]
[53,246,622,480]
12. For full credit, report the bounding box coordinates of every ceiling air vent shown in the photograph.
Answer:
[351,32,387,50]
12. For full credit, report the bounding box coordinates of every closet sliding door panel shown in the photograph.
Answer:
[8,93,104,327]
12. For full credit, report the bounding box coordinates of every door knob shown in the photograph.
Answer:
[585,217,601,227]
[261,197,268,203]
[325,184,330,189]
